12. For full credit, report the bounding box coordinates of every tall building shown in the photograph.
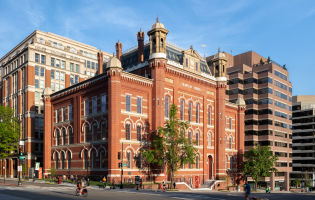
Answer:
[0,30,111,178]
[41,19,245,189]
[208,51,292,191]
[291,95,315,187]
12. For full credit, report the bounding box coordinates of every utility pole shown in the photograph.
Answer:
[120,142,123,189]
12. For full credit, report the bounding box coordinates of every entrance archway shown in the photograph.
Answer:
[208,155,213,180]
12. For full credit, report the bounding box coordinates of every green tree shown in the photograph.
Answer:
[143,104,197,188]
[267,56,271,63]
[242,145,277,189]
[0,106,20,159]
[260,58,265,65]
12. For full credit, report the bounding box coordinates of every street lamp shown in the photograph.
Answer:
[120,142,123,189]
[18,118,22,186]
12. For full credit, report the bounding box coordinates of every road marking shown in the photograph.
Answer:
[171,197,192,200]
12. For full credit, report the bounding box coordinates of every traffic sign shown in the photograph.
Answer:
[19,156,25,160]
[18,166,22,172]
[122,163,127,167]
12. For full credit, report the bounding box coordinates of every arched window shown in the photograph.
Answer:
[68,127,74,144]
[92,123,98,141]
[208,134,211,148]
[61,152,65,169]
[137,125,142,142]
[208,106,212,126]
[55,153,59,169]
[196,132,199,146]
[56,129,60,146]
[85,124,90,143]
[196,156,200,169]
[180,99,185,120]
[188,131,192,144]
[136,152,143,169]
[91,150,97,168]
[127,151,132,168]
[229,136,232,149]
[126,123,131,140]
[83,150,88,169]
[165,96,169,118]
[99,150,106,168]
[230,156,234,170]
[67,151,71,169]
[101,121,107,140]
[62,128,66,145]
[196,103,200,123]
[188,102,193,121]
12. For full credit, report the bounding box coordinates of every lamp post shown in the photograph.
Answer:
[120,142,123,189]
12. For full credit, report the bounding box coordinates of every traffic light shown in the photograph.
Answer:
[118,152,121,160]
[118,163,122,168]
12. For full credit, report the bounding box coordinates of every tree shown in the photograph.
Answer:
[260,58,264,65]
[267,56,271,63]
[0,106,20,159]
[242,145,277,189]
[143,104,197,188]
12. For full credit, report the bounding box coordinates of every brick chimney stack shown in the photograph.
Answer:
[137,29,145,63]
[115,41,122,61]
[97,51,103,74]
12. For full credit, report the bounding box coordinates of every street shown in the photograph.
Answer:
[0,181,315,200]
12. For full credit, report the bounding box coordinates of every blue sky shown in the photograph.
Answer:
[0,0,314,96]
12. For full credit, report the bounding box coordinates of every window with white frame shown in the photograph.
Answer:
[62,107,66,122]
[196,132,199,146]
[229,117,232,129]
[196,156,200,169]
[137,97,142,114]
[137,125,141,141]
[208,106,212,125]
[126,95,131,112]
[196,103,200,123]
[127,151,132,168]
[180,99,184,120]
[229,136,232,149]
[35,53,39,63]
[208,134,211,147]
[188,131,192,144]
[165,96,169,118]
[188,102,193,121]
[126,123,131,140]
[41,55,46,64]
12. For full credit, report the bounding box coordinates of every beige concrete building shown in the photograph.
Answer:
[291,95,315,187]
[207,51,292,191]
[0,30,111,178]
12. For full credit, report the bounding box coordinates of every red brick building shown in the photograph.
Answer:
[43,19,245,188]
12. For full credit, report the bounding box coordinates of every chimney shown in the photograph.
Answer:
[137,29,145,63]
[115,41,122,61]
[97,51,103,74]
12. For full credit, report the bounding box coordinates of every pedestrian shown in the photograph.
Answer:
[162,180,166,191]
[139,178,142,190]
[102,176,107,189]
[244,182,251,200]
[173,182,176,189]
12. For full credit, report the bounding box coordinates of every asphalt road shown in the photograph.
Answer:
[0,180,314,200]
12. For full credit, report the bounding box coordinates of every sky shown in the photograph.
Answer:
[0,0,314,96]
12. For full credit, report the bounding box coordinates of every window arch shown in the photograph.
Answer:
[62,128,66,145]
[55,153,59,169]
[101,121,108,140]
[126,151,132,168]
[85,123,91,143]
[126,123,131,140]
[99,150,106,168]
[195,132,199,146]
[137,125,142,142]
[67,151,71,169]
[83,150,89,169]
[92,122,98,141]
[91,150,98,168]
[180,99,185,120]
[165,96,170,118]
[196,103,200,123]
[188,130,192,144]
[208,105,212,126]
[61,152,65,169]
[68,126,74,144]
[188,101,193,121]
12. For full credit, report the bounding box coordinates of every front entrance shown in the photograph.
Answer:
[208,155,213,180]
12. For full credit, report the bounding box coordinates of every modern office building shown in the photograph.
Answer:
[0,30,111,178]
[291,95,315,187]
[42,19,246,189]
[208,51,292,191]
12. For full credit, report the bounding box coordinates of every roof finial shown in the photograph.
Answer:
[156,16,159,23]
[218,47,221,53]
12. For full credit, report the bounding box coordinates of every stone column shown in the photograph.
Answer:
[270,172,275,191]
[284,172,290,191]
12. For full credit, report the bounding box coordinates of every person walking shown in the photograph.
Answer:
[244,182,251,200]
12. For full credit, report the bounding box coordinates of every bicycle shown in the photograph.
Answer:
[75,187,88,197]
